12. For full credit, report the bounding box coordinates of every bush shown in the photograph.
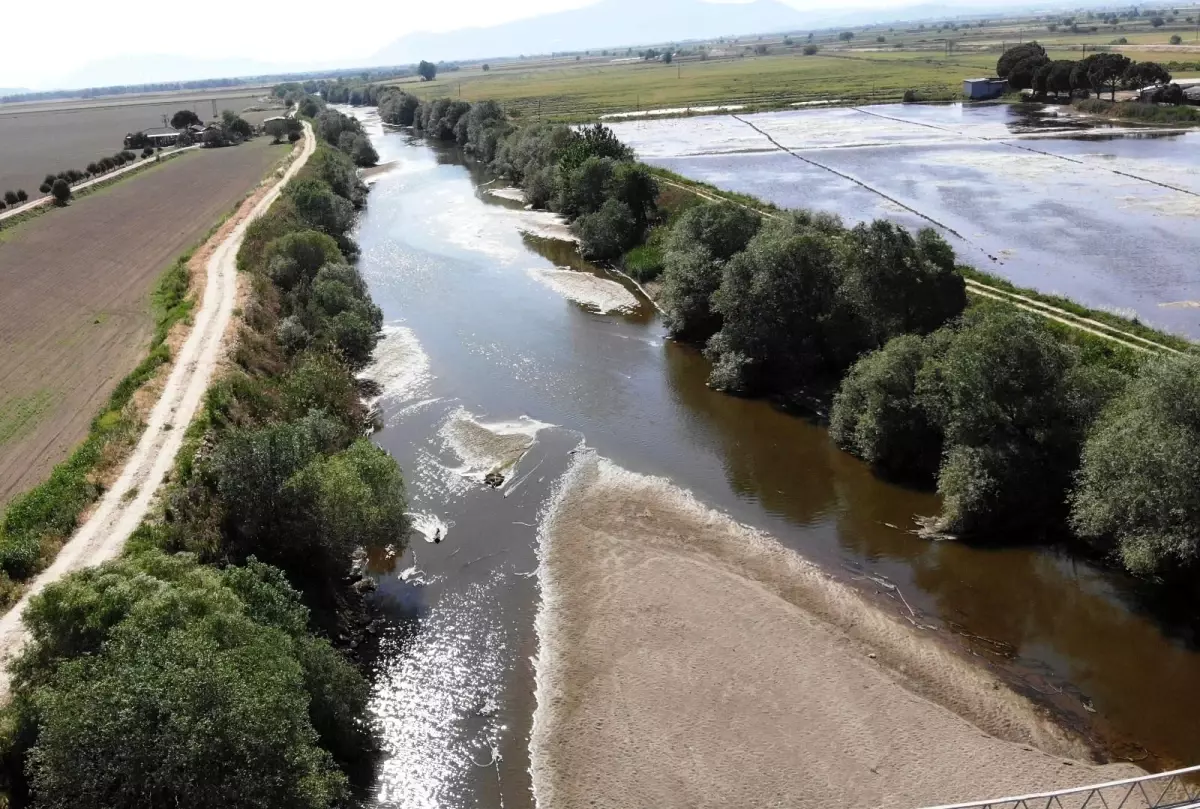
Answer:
[803,44,819,55]
[1071,355,1200,576]
[1170,34,1184,44]
[660,246,725,342]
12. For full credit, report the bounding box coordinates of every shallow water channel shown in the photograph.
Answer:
[351,116,1200,808]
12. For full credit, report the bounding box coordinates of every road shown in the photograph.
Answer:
[0,145,199,223]
[0,122,315,701]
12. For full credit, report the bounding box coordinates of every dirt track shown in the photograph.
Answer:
[0,122,314,702]
[0,138,287,507]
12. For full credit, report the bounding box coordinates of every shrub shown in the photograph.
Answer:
[803,44,819,55]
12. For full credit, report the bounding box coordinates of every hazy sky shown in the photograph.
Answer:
[1,0,920,89]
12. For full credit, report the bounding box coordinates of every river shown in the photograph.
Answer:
[344,110,1200,809]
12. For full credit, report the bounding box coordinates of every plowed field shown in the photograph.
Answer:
[0,137,285,505]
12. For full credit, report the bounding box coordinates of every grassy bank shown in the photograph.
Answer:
[1072,98,1200,123]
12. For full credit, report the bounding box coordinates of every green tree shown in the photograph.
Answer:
[265,118,289,143]
[418,60,438,81]
[350,134,379,167]
[286,178,355,237]
[575,198,638,260]
[170,109,201,129]
[1151,15,1166,25]
[1170,34,1184,44]
[50,179,70,205]
[16,189,27,202]
[11,552,366,809]
[662,51,674,64]
[707,217,842,393]
[916,306,1115,536]
[831,332,945,480]
[1123,60,1172,87]
[559,155,615,218]
[803,44,820,55]
[997,43,1049,85]
[263,230,343,291]
[839,31,855,41]
[1071,355,1200,577]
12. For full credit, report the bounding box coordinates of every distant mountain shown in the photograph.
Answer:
[371,0,812,65]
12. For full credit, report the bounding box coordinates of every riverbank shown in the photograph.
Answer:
[532,453,1141,809]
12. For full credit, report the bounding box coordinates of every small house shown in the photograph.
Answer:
[963,78,1008,100]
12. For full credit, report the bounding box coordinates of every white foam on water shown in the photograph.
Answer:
[409,512,452,544]
[362,325,432,404]
[439,408,553,486]
[527,268,641,314]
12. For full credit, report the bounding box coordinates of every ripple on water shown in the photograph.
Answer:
[362,325,433,405]
[371,575,510,809]
[527,268,640,314]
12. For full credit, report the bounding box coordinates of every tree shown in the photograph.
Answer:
[482,63,491,71]
[418,60,437,81]
[10,552,366,809]
[1170,34,1184,43]
[221,109,253,139]
[1046,60,1077,96]
[831,332,945,480]
[839,31,855,41]
[575,198,638,261]
[803,44,820,55]
[288,130,302,143]
[170,109,201,129]
[1071,355,1200,577]
[607,161,658,232]
[707,217,843,393]
[263,230,343,291]
[3,190,17,206]
[997,43,1048,80]
[50,179,70,205]
[1085,52,1132,99]
[350,134,378,168]
[1151,15,1165,25]
[1123,60,1172,88]
[39,183,51,194]
[662,51,674,64]
[286,178,355,237]
[16,189,27,202]
[838,222,966,350]
[915,305,1115,536]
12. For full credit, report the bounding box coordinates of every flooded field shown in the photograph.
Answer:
[610,103,1200,338]
[350,113,1200,809]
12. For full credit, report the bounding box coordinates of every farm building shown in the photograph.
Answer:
[963,78,1008,100]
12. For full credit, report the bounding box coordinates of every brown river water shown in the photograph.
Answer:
[343,109,1200,809]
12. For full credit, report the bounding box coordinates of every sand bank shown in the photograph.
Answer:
[531,454,1141,809]
[528,268,640,314]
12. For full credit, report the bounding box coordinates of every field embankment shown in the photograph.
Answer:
[0,89,285,194]
[0,138,285,508]
[532,453,1143,809]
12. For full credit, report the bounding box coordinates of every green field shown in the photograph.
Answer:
[386,6,1200,121]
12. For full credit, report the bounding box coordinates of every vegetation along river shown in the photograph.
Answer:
[349,113,1200,808]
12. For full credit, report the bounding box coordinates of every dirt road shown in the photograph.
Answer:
[0,123,315,702]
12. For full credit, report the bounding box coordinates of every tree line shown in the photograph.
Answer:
[376,90,659,260]
[378,90,1200,581]
[1,113,402,807]
[997,42,1178,101]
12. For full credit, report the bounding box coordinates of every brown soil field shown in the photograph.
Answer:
[0,137,286,507]
[0,91,286,194]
